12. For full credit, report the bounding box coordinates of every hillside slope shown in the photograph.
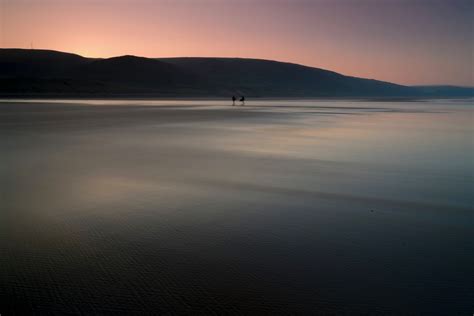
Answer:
[1,49,472,97]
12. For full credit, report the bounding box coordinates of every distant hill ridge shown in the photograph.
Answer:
[0,48,472,97]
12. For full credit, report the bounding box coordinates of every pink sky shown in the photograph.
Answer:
[2,0,473,85]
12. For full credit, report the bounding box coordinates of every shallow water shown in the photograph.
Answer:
[1,99,473,314]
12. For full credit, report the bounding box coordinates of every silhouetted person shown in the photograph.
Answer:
[240,96,245,106]
[232,96,236,106]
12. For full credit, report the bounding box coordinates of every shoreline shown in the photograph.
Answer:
[1,94,471,102]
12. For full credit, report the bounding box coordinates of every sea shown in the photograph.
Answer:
[1,98,473,314]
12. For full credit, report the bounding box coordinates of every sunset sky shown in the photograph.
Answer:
[2,0,473,86]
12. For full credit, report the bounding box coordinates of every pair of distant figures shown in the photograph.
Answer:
[232,96,245,106]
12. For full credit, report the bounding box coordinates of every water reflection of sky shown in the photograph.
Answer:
[1,99,473,314]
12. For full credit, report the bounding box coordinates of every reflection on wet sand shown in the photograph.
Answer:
[1,99,473,314]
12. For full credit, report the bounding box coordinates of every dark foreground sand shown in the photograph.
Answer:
[1,99,473,314]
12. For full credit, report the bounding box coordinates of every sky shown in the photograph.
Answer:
[1,0,473,86]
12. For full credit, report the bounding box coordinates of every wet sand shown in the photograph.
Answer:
[1,99,473,314]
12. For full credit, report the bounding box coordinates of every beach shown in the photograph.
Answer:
[1,99,473,314]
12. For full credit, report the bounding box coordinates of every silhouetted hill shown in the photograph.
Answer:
[410,85,474,97]
[74,56,195,84]
[1,49,472,97]
[0,49,89,77]
[159,57,410,96]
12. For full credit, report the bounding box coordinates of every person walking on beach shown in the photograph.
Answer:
[240,96,245,106]
[232,96,236,106]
